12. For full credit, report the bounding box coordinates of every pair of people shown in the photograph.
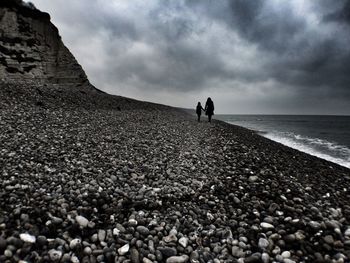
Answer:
[196,97,214,123]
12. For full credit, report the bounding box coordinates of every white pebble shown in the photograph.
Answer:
[69,238,81,249]
[260,222,274,229]
[118,243,130,255]
[179,237,189,248]
[281,251,291,258]
[20,233,36,243]
[75,215,89,228]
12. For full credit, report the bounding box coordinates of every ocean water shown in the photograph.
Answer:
[216,115,350,169]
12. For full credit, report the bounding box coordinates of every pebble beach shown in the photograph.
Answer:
[1,83,350,263]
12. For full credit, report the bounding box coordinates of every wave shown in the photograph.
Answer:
[262,132,350,169]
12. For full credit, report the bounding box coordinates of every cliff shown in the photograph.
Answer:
[0,0,93,89]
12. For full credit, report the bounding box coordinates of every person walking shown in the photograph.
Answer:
[205,97,214,123]
[196,102,204,122]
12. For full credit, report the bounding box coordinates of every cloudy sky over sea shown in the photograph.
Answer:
[27,0,350,114]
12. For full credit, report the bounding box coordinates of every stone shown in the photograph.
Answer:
[295,231,305,241]
[71,255,80,263]
[129,218,138,226]
[261,253,269,263]
[136,226,150,236]
[76,215,89,228]
[159,247,177,258]
[178,237,189,248]
[4,249,12,258]
[258,238,269,250]
[166,255,189,263]
[248,176,258,182]
[70,238,82,250]
[260,222,274,230]
[281,251,291,258]
[19,233,36,243]
[118,244,130,255]
[98,230,106,242]
[323,235,334,244]
[232,246,245,258]
[164,234,177,243]
[344,228,350,236]
[84,247,92,255]
[309,221,321,230]
[284,234,296,243]
[143,258,153,263]
[48,249,62,262]
[130,248,140,263]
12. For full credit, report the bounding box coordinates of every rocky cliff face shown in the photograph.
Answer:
[0,0,92,89]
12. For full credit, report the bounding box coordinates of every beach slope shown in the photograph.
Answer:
[1,83,350,263]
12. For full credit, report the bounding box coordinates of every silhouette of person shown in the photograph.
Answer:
[205,97,214,123]
[196,102,204,122]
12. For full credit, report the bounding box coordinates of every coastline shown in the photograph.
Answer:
[1,84,350,262]
[215,115,350,170]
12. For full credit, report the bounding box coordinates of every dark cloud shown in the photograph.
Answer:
[324,0,350,24]
[28,0,350,114]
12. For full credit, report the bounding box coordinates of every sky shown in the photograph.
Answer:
[26,0,350,114]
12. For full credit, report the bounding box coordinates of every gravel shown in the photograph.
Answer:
[0,83,350,262]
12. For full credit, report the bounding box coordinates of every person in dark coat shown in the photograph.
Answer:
[205,97,214,123]
[196,102,204,122]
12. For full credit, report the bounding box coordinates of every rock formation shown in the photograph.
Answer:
[0,0,92,89]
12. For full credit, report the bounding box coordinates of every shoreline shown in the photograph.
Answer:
[214,115,350,170]
[1,86,350,262]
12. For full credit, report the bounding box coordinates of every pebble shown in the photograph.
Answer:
[261,252,270,263]
[84,246,92,255]
[71,255,80,263]
[281,251,291,258]
[130,248,140,263]
[136,226,150,236]
[166,255,189,263]
[164,234,178,243]
[284,234,296,243]
[232,246,245,258]
[258,238,269,250]
[76,215,89,228]
[4,249,13,258]
[260,222,274,230]
[98,230,106,242]
[118,244,130,255]
[129,218,138,226]
[309,221,321,230]
[19,233,36,243]
[324,235,334,244]
[248,176,258,182]
[69,238,81,250]
[178,237,189,248]
[5,237,21,249]
[344,228,350,236]
[159,247,177,258]
[48,249,62,261]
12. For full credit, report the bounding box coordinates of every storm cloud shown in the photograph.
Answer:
[27,0,350,114]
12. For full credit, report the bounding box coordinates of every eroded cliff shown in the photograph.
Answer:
[0,0,92,88]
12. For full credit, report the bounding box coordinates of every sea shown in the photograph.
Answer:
[215,115,350,169]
